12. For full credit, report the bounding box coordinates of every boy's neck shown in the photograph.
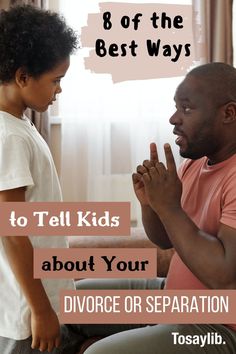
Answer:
[0,85,25,119]
[0,105,24,119]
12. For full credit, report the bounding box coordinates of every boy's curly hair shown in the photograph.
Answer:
[0,4,78,83]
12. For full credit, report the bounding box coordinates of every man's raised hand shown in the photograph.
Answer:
[142,144,182,215]
[132,142,158,206]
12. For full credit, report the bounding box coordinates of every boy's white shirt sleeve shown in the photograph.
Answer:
[0,134,34,191]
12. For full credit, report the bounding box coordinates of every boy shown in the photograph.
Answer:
[0,4,83,353]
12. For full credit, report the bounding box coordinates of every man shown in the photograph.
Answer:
[79,63,236,353]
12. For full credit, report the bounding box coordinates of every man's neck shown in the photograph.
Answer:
[207,144,236,165]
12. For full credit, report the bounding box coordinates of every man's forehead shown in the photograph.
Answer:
[174,75,206,101]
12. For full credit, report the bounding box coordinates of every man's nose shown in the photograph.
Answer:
[169,110,181,125]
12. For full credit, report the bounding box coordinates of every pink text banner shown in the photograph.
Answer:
[0,202,130,236]
[34,248,157,279]
[60,289,236,324]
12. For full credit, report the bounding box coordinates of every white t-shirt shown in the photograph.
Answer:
[0,111,74,340]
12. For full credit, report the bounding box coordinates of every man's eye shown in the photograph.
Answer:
[182,106,191,113]
[175,105,191,113]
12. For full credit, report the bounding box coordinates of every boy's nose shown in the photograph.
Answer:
[56,85,62,94]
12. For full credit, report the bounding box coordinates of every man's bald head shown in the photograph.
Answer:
[187,63,236,106]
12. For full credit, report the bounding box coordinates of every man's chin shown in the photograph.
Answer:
[179,148,203,160]
[179,147,189,158]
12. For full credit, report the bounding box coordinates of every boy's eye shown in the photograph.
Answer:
[54,79,61,84]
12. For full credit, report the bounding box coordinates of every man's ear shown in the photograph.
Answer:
[222,102,236,124]
[15,67,30,88]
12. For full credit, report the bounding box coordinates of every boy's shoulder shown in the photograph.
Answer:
[0,111,31,140]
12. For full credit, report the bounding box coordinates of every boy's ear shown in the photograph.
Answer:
[222,102,236,124]
[15,67,30,88]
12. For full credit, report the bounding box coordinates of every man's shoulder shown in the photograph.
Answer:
[178,157,206,179]
[224,153,236,168]
[178,155,236,188]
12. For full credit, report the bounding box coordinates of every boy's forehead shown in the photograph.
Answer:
[49,57,70,75]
